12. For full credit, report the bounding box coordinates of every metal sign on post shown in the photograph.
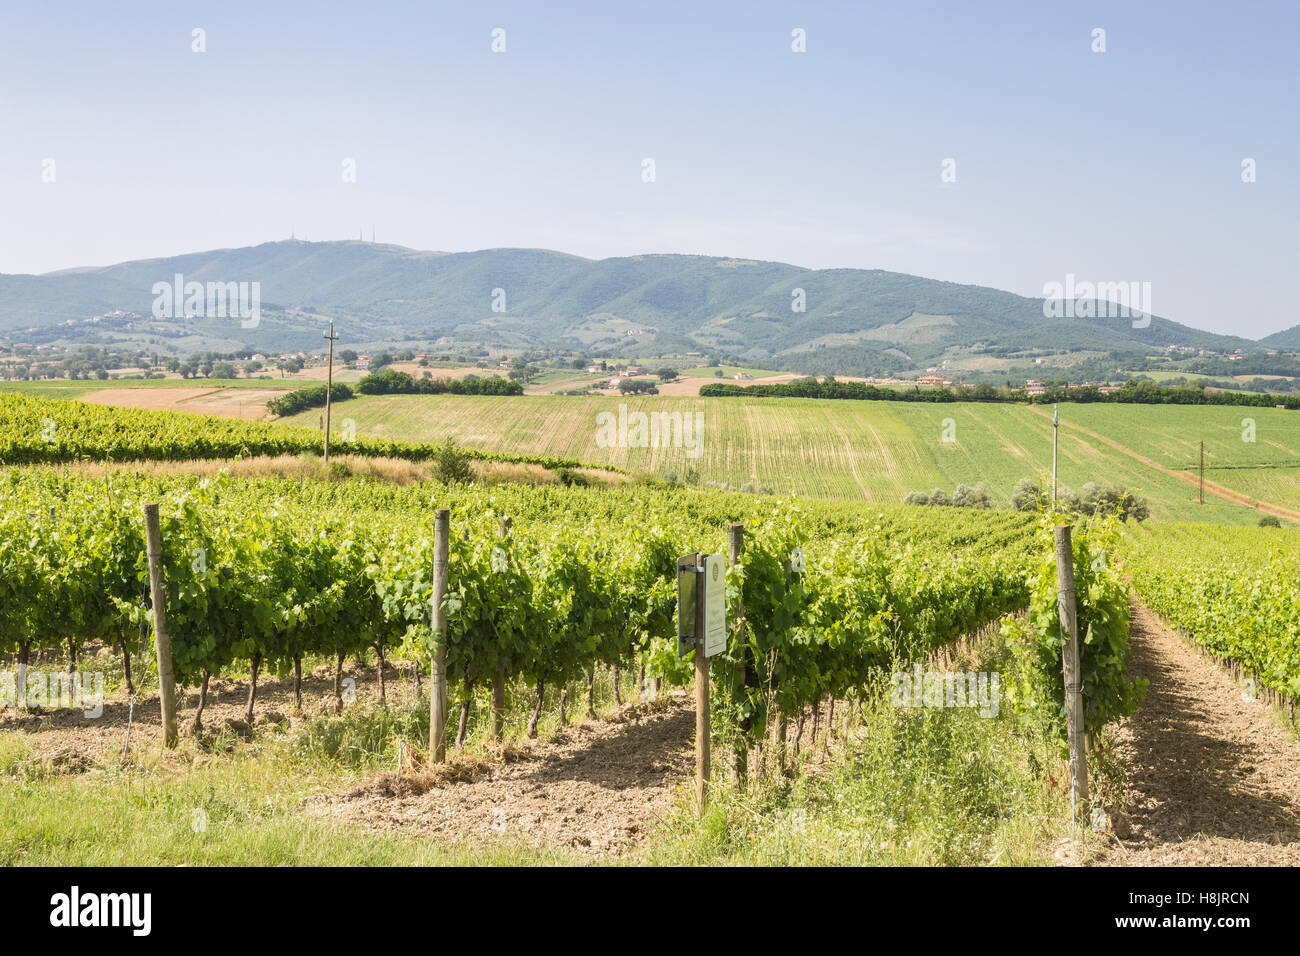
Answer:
[677,549,729,815]
[678,552,727,658]
[703,553,726,657]
[677,552,701,657]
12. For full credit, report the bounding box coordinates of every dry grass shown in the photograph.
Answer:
[472,461,557,485]
[16,455,628,489]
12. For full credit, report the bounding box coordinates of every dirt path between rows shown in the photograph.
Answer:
[2,651,696,859]
[1024,405,1300,522]
[1092,602,1300,865]
[311,696,695,857]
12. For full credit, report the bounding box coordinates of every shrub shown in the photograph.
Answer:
[430,438,473,484]
[617,379,659,395]
[555,467,592,487]
[904,485,991,509]
[951,484,991,509]
[356,369,522,396]
[1011,478,1146,522]
[1077,482,1149,522]
[1011,478,1047,512]
[1259,515,1282,528]
[267,383,353,417]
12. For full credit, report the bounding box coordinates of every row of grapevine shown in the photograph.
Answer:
[1003,517,1146,750]
[1124,522,1300,699]
[0,470,1039,748]
[0,392,602,472]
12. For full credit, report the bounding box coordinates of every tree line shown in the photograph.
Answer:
[700,378,1300,409]
[266,371,522,416]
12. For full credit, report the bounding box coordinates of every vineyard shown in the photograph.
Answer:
[4,391,1300,866]
[0,469,1050,754]
[0,393,601,473]
[1125,522,1300,703]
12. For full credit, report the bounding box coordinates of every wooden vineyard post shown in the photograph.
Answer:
[143,504,178,748]
[769,556,793,776]
[322,321,337,465]
[429,509,450,763]
[728,522,746,786]
[695,568,710,815]
[1054,525,1089,822]
[491,516,512,740]
[678,551,724,815]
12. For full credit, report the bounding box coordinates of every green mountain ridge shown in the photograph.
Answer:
[0,240,1286,374]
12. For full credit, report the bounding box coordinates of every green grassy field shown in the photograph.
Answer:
[1059,403,1300,509]
[279,395,1297,523]
[7,378,1294,522]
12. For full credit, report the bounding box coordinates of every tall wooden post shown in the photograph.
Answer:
[429,509,450,762]
[491,516,512,740]
[1199,440,1205,505]
[769,558,793,775]
[323,321,337,464]
[694,566,710,814]
[1051,404,1060,504]
[143,504,178,748]
[728,522,746,786]
[1054,525,1089,821]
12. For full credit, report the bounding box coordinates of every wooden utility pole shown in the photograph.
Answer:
[429,509,450,762]
[694,568,710,814]
[322,321,338,464]
[1199,440,1205,505]
[491,516,512,740]
[143,504,178,748]
[728,523,747,786]
[1051,404,1060,504]
[1054,525,1089,821]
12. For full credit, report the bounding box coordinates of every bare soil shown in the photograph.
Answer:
[308,696,694,857]
[1,648,694,857]
[76,387,292,421]
[12,598,1300,864]
[0,650,424,767]
[654,373,811,396]
[1091,602,1300,865]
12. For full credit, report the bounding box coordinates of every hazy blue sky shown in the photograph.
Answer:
[2,1,1295,337]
